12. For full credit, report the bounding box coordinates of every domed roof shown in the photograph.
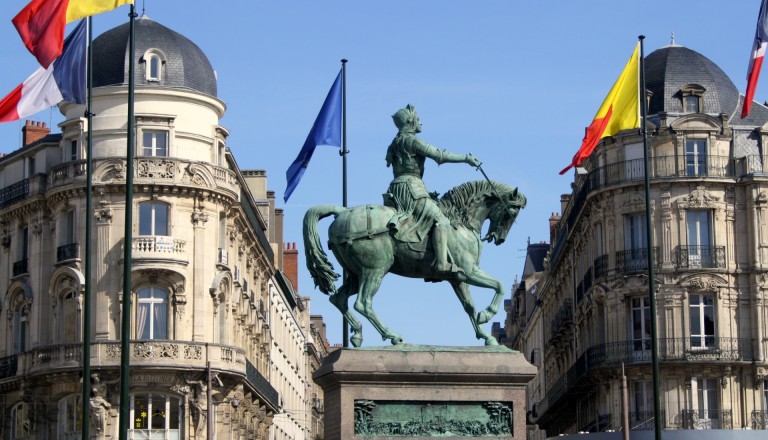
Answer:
[92,16,217,97]
[645,45,738,117]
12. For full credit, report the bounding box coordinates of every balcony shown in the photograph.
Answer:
[674,245,725,269]
[593,254,608,279]
[246,358,279,410]
[0,178,29,208]
[12,259,29,277]
[630,411,665,430]
[752,410,768,430]
[131,236,188,266]
[681,409,733,429]
[549,300,572,344]
[615,247,660,274]
[48,160,87,188]
[0,354,18,380]
[56,242,80,262]
[587,337,754,368]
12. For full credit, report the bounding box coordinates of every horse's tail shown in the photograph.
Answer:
[303,205,345,295]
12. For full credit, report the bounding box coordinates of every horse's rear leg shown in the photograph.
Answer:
[460,267,505,325]
[450,281,497,345]
[330,279,364,347]
[354,270,404,345]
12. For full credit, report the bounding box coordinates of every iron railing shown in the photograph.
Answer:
[615,247,660,274]
[580,413,612,433]
[12,259,28,277]
[0,179,29,209]
[0,354,18,380]
[549,300,572,343]
[57,243,80,262]
[587,337,754,367]
[629,411,665,430]
[246,358,279,410]
[752,410,768,430]
[674,245,726,269]
[681,409,733,429]
[593,254,608,279]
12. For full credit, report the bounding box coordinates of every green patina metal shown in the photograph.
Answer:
[354,400,513,437]
[303,104,526,347]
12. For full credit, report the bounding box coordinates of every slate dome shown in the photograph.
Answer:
[645,45,738,117]
[92,16,217,97]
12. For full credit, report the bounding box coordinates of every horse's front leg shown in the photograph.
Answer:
[353,270,404,345]
[458,266,505,325]
[449,281,497,345]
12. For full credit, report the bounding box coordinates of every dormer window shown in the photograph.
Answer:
[142,49,166,82]
[680,84,705,113]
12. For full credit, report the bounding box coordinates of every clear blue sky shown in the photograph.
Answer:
[0,1,762,346]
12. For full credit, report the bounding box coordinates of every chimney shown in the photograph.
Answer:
[22,120,50,146]
[549,212,561,246]
[283,242,299,292]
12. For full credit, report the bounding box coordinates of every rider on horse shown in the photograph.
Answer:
[384,104,481,273]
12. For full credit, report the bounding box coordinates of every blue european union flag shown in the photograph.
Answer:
[284,70,343,202]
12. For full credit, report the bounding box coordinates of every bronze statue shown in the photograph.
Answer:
[303,105,526,347]
[384,104,481,273]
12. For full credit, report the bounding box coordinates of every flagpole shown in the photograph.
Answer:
[81,16,94,440]
[119,4,137,440]
[340,58,349,348]
[639,35,662,440]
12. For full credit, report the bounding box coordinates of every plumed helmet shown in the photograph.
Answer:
[392,104,418,130]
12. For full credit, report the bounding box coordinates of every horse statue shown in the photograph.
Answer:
[303,179,526,347]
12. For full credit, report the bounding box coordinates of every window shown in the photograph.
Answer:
[631,297,651,353]
[692,377,720,427]
[690,294,715,348]
[12,302,29,354]
[148,55,161,81]
[686,211,712,267]
[137,286,168,340]
[632,381,652,425]
[622,213,649,271]
[139,202,169,236]
[61,210,76,246]
[58,395,82,439]
[18,227,28,261]
[217,142,226,166]
[11,402,31,439]
[61,291,79,343]
[130,393,181,438]
[25,157,35,178]
[684,95,700,113]
[685,138,707,176]
[142,131,168,157]
[68,140,78,162]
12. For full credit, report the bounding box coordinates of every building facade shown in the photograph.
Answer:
[503,44,768,438]
[0,17,325,440]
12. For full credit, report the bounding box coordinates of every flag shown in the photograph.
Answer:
[284,70,343,202]
[742,0,768,118]
[560,43,640,175]
[0,20,86,123]
[13,0,132,68]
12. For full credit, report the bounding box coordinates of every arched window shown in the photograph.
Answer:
[143,49,165,82]
[58,394,82,438]
[130,393,181,438]
[12,300,29,354]
[10,402,31,439]
[137,286,168,340]
[139,202,169,236]
[60,291,79,343]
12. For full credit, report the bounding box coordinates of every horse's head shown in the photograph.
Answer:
[483,187,527,246]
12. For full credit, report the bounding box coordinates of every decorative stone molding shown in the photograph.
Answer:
[680,274,727,293]
[191,210,209,226]
[686,186,719,208]
[95,201,113,223]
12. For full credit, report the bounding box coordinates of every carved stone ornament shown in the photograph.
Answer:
[687,186,719,208]
[95,201,113,222]
[100,161,126,182]
[191,210,209,226]
[680,274,727,293]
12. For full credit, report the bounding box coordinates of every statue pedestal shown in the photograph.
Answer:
[313,345,536,439]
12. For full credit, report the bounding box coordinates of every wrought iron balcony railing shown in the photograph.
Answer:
[629,411,666,430]
[57,242,80,262]
[681,409,733,429]
[752,410,768,430]
[246,358,279,410]
[615,247,660,274]
[549,299,572,343]
[593,254,608,279]
[587,337,754,368]
[12,259,28,277]
[674,245,725,269]
[0,354,18,380]
[0,178,29,209]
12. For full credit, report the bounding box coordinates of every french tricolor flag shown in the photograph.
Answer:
[743,0,768,119]
[0,20,85,123]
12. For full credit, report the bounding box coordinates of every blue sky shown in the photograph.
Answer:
[0,1,762,346]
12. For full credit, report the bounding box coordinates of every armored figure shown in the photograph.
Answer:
[384,104,480,273]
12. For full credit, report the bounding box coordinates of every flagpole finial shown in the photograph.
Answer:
[638,35,645,41]
[341,59,348,64]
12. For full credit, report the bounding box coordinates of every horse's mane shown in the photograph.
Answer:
[438,180,517,228]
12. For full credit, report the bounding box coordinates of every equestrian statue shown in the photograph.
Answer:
[303,104,526,347]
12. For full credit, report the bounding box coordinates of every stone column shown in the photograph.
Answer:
[191,204,209,341]
[94,202,113,340]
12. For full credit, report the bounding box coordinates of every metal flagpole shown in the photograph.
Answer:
[340,58,349,347]
[639,35,663,440]
[81,15,94,440]
[119,4,137,439]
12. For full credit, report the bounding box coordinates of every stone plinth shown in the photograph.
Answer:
[313,345,536,439]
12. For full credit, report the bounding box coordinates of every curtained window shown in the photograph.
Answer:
[137,286,168,340]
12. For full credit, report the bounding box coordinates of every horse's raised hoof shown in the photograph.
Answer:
[476,309,494,324]
[390,336,405,346]
[351,334,363,348]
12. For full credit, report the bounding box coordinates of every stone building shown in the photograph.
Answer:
[502,43,768,438]
[0,17,326,439]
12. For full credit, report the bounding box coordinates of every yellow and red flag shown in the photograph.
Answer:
[13,0,133,68]
[560,43,640,175]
